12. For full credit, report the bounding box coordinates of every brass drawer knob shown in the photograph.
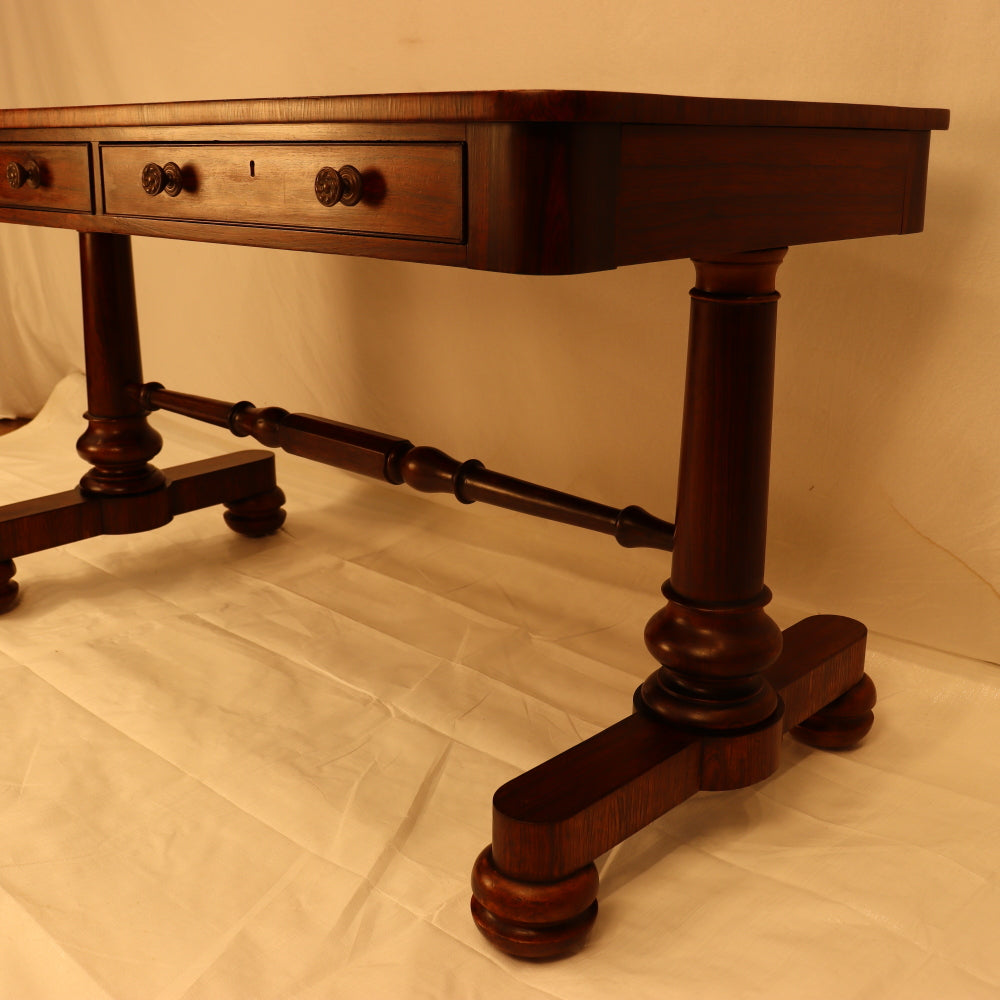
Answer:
[314,164,363,207]
[141,161,183,197]
[6,159,41,189]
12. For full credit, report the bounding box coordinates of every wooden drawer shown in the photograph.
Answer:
[101,142,465,242]
[0,143,93,212]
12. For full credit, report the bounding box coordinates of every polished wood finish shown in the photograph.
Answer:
[0,231,285,598]
[0,91,947,961]
[617,127,931,264]
[0,450,284,555]
[76,232,166,498]
[790,673,877,749]
[0,90,949,130]
[639,250,784,731]
[102,142,464,242]
[136,383,675,551]
[0,91,946,271]
[467,250,881,957]
[471,613,869,958]
[466,122,619,273]
[0,143,93,212]
[0,558,16,613]
[471,848,599,960]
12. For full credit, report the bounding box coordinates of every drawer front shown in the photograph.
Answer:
[0,143,93,212]
[101,143,465,241]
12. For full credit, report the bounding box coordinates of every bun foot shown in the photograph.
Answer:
[470,847,599,960]
[791,673,876,750]
[0,559,18,614]
[223,486,287,537]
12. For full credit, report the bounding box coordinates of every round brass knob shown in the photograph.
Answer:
[141,161,183,197]
[314,164,363,207]
[6,159,41,189]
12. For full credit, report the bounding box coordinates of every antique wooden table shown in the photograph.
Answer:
[0,91,948,958]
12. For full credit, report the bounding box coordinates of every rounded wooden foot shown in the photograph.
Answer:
[0,559,18,614]
[791,673,876,750]
[471,847,598,960]
[223,486,287,537]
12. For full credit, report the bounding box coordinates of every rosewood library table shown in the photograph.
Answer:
[0,91,948,958]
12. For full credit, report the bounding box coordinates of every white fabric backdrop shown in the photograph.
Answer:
[1,376,999,1000]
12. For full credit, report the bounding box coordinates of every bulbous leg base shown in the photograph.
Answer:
[470,848,599,960]
[791,673,876,750]
[223,486,287,538]
[0,559,19,614]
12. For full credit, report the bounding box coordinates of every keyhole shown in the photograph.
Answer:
[249,160,255,177]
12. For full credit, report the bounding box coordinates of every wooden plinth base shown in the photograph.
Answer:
[0,450,285,611]
[471,614,872,959]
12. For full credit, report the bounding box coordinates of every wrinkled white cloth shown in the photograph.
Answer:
[1,375,998,999]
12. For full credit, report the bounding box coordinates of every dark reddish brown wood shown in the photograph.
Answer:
[223,487,287,537]
[471,614,869,958]
[0,488,104,558]
[639,249,785,732]
[491,715,702,881]
[766,614,869,730]
[471,848,599,960]
[465,122,619,274]
[75,232,167,501]
[0,202,471,265]
[0,558,17,612]
[0,143,93,213]
[0,91,950,131]
[791,674,877,749]
[401,447,674,550]
[468,248,875,959]
[0,452,282,555]
[137,385,414,481]
[0,91,946,959]
[163,451,284,518]
[136,384,675,550]
[0,92,948,271]
[0,231,285,602]
[616,127,932,263]
[0,451,284,613]
[101,142,465,242]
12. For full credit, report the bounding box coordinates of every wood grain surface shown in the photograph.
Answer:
[0,90,950,130]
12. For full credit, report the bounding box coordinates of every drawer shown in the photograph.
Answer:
[0,143,93,212]
[101,142,465,241]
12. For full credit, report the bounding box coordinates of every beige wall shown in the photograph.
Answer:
[1,0,997,662]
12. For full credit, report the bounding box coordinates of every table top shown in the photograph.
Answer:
[0,91,949,274]
[0,90,950,130]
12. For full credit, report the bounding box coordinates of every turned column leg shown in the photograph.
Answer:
[638,248,786,738]
[0,233,286,612]
[472,249,814,958]
[75,232,167,502]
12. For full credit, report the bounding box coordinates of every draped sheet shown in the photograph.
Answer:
[1,376,998,999]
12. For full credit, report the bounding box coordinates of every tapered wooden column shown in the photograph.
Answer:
[75,232,166,500]
[472,249,827,960]
[638,248,786,740]
[0,233,285,612]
